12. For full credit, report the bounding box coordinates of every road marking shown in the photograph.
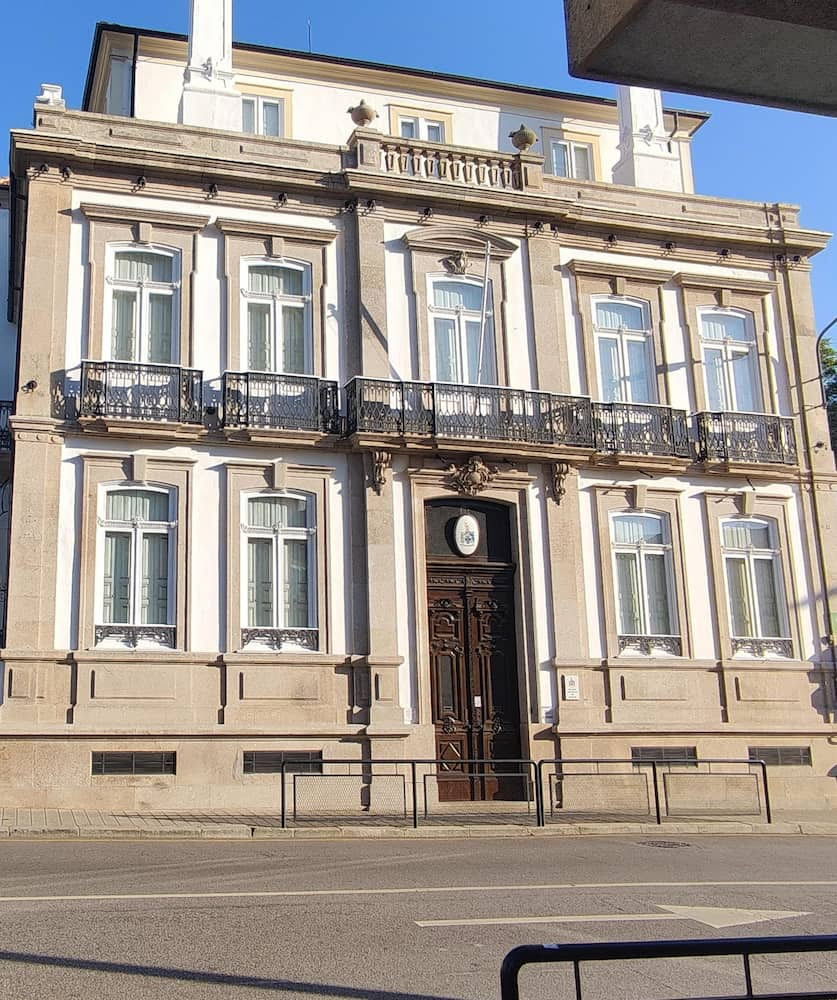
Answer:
[0,881,832,905]
[416,906,810,930]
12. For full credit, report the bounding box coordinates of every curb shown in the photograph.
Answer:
[1,821,836,841]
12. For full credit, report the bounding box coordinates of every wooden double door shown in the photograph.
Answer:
[428,565,523,801]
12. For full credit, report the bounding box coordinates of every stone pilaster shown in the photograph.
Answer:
[345,209,391,379]
[526,236,570,393]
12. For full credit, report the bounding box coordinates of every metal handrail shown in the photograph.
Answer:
[500,935,837,1000]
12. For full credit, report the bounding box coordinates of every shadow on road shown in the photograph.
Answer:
[0,948,465,999]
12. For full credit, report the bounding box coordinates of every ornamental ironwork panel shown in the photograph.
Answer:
[94,624,176,648]
[222,372,339,433]
[240,627,319,651]
[696,411,797,465]
[79,361,203,424]
[344,377,596,447]
[731,636,793,658]
[593,402,691,458]
[0,401,12,450]
[618,634,683,656]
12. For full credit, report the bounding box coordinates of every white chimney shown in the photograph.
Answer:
[612,86,683,192]
[180,0,242,131]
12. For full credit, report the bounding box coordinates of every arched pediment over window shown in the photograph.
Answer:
[401,226,518,263]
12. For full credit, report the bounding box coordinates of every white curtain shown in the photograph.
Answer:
[722,521,770,549]
[242,99,256,134]
[703,347,727,410]
[148,294,173,364]
[114,252,172,283]
[103,532,130,624]
[645,553,671,635]
[598,337,621,402]
[754,559,781,636]
[248,496,308,530]
[731,350,758,411]
[262,101,281,137]
[284,538,309,627]
[248,303,271,371]
[626,340,652,403]
[140,533,169,625]
[701,312,750,343]
[615,552,642,634]
[433,280,484,311]
[249,265,303,296]
[725,557,752,636]
[106,490,168,523]
[111,290,136,361]
[282,306,306,373]
[247,537,274,627]
[595,301,644,331]
[613,514,663,545]
[433,319,457,382]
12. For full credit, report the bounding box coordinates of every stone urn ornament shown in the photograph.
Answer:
[509,123,537,152]
[348,99,379,127]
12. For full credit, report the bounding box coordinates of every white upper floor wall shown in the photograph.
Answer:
[84,26,704,192]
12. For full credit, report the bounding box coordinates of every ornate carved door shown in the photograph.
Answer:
[428,567,523,801]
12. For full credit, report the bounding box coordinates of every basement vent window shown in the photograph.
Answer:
[243,750,323,775]
[631,746,698,765]
[749,746,812,767]
[92,751,176,776]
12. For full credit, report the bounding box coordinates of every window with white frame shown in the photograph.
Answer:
[611,513,678,648]
[242,95,284,137]
[721,518,788,644]
[700,309,761,412]
[429,277,496,385]
[107,247,180,364]
[242,493,317,639]
[97,487,176,643]
[242,261,312,374]
[594,298,655,403]
[399,115,445,143]
[550,138,593,180]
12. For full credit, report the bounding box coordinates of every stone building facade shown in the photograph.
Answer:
[0,0,835,812]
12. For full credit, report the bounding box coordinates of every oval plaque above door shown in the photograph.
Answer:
[453,514,480,556]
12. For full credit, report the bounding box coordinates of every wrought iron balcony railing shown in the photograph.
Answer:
[345,377,596,447]
[695,411,797,465]
[0,401,12,449]
[592,401,691,458]
[222,372,340,434]
[80,361,203,424]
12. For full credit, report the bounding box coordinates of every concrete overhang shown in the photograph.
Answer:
[564,1,837,116]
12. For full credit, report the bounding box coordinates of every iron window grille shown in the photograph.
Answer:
[92,751,176,775]
[749,746,812,767]
[631,746,698,765]
[243,750,323,775]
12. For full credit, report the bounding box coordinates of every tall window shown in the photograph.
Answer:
[429,277,496,385]
[243,493,316,635]
[242,96,284,137]
[611,513,676,643]
[108,248,179,364]
[594,298,655,403]
[700,309,761,412]
[243,261,311,374]
[721,518,787,642]
[99,488,175,635]
[551,138,593,180]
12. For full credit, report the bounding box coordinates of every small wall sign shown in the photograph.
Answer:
[453,514,480,556]
[563,675,581,701]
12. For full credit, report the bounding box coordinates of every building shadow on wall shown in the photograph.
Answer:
[0,948,465,1000]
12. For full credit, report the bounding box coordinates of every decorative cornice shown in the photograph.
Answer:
[79,202,210,231]
[567,259,676,284]
[674,272,777,294]
[402,224,518,260]
[214,217,338,245]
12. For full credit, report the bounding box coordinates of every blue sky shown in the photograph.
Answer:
[3,0,836,334]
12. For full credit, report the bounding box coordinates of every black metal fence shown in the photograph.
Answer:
[592,401,691,457]
[79,360,203,424]
[222,371,340,433]
[696,410,797,465]
[500,935,837,1000]
[271,756,772,829]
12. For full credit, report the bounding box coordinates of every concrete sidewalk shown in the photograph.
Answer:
[0,807,835,840]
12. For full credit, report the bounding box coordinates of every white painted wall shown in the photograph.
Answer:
[0,205,18,399]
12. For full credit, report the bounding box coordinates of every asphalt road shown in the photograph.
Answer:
[0,835,835,999]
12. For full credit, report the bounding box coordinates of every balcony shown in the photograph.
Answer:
[0,401,11,450]
[695,411,797,466]
[592,402,691,459]
[79,361,203,424]
[222,372,340,434]
[345,378,595,448]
